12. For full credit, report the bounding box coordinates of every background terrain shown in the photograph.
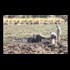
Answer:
[3,15,68,54]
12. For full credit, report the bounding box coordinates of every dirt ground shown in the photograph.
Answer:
[3,24,68,54]
[3,37,68,54]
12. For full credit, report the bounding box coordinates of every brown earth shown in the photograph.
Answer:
[3,38,68,54]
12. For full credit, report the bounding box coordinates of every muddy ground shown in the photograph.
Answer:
[3,37,68,54]
[3,24,68,54]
